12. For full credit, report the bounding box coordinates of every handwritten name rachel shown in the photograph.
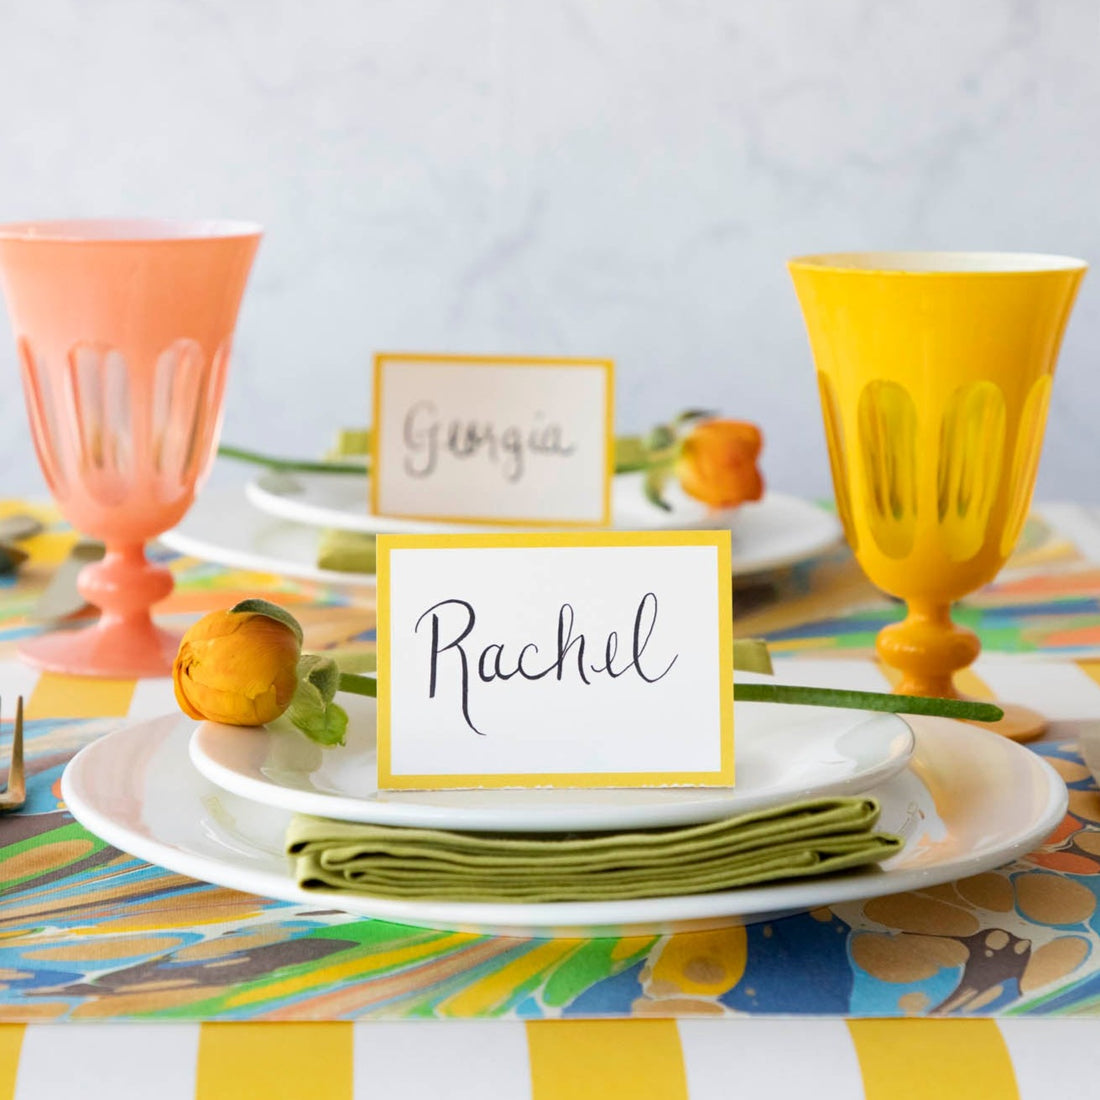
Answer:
[413,593,679,735]
[402,401,576,483]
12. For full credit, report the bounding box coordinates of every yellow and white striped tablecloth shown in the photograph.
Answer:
[0,1017,1097,1098]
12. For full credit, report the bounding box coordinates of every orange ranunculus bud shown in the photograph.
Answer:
[173,606,302,726]
[676,419,764,508]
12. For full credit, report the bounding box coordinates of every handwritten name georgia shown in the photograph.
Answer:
[414,593,679,735]
[402,400,576,483]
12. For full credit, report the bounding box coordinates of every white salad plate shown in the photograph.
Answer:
[245,470,843,577]
[63,716,1067,938]
[189,691,915,831]
[160,487,372,587]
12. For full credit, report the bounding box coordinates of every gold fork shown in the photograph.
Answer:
[0,698,25,813]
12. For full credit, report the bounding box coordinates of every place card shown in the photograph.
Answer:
[370,353,614,525]
[375,531,734,790]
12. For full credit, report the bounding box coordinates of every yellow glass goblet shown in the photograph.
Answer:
[789,252,1086,742]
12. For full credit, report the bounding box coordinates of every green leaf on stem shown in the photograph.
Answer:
[674,408,716,426]
[289,654,349,746]
[298,653,340,701]
[643,465,673,512]
[731,639,774,675]
[230,599,304,645]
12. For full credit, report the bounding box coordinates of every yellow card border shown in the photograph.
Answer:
[376,529,734,790]
[370,352,615,528]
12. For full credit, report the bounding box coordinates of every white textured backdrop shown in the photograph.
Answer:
[0,0,1097,502]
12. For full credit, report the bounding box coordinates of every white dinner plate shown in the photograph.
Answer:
[246,470,843,576]
[189,691,915,831]
[160,487,372,587]
[164,481,841,584]
[62,716,1067,938]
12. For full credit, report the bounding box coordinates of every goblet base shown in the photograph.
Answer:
[19,618,181,679]
[970,701,1047,744]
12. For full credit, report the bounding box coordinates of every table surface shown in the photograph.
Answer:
[2,497,1100,1098]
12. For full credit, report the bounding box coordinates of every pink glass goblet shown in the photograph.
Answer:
[0,219,262,678]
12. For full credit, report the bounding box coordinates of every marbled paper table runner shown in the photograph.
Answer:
[1,498,1100,1099]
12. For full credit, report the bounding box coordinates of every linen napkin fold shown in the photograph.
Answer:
[317,528,377,574]
[314,424,374,572]
[316,430,377,574]
[285,796,901,903]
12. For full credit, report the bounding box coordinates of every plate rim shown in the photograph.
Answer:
[245,469,741,535]
[61,715,1068,936]
[244,471,843,573]
[188,705,916,831]
[162,481,843,583]
[159,517,366,588]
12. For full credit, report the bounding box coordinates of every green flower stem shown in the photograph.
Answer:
[333,670,1002,722]
[338,672,378,697]
[218,444,369,476]
[217,443,649,477]
[735,683,1002,723]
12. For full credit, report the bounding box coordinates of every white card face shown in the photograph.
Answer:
[376,532,734,790]
[371,354,613,525]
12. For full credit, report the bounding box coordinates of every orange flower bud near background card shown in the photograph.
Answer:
[676,419,764,509]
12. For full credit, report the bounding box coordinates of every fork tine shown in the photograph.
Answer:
[5,698,24,805]
[9,699,23,805]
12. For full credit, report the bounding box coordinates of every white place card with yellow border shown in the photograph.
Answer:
[376,530,734,790]
[370,352,614,526]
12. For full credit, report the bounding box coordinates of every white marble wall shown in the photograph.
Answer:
[0,0,1098,503]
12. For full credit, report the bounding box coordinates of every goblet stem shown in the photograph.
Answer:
[19,542,180,678]
[876,599,980,699]
[78,544,173,621]
[876,599,1046,742]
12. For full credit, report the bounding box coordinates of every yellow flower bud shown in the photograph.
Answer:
[173,607,302,726]
[676,419,764,509]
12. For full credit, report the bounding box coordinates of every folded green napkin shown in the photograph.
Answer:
[332,428,371,456]
[285,796,901,903]
[317,430,376,573]
[317,528,377,574]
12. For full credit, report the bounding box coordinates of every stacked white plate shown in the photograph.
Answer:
[62,684,1067,938]
[160,470,845,585]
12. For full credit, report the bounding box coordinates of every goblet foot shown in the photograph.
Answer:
[878,601,1047,741]
[971,702,1047,744]
[21,541,179,678]
[19,616,180,678]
